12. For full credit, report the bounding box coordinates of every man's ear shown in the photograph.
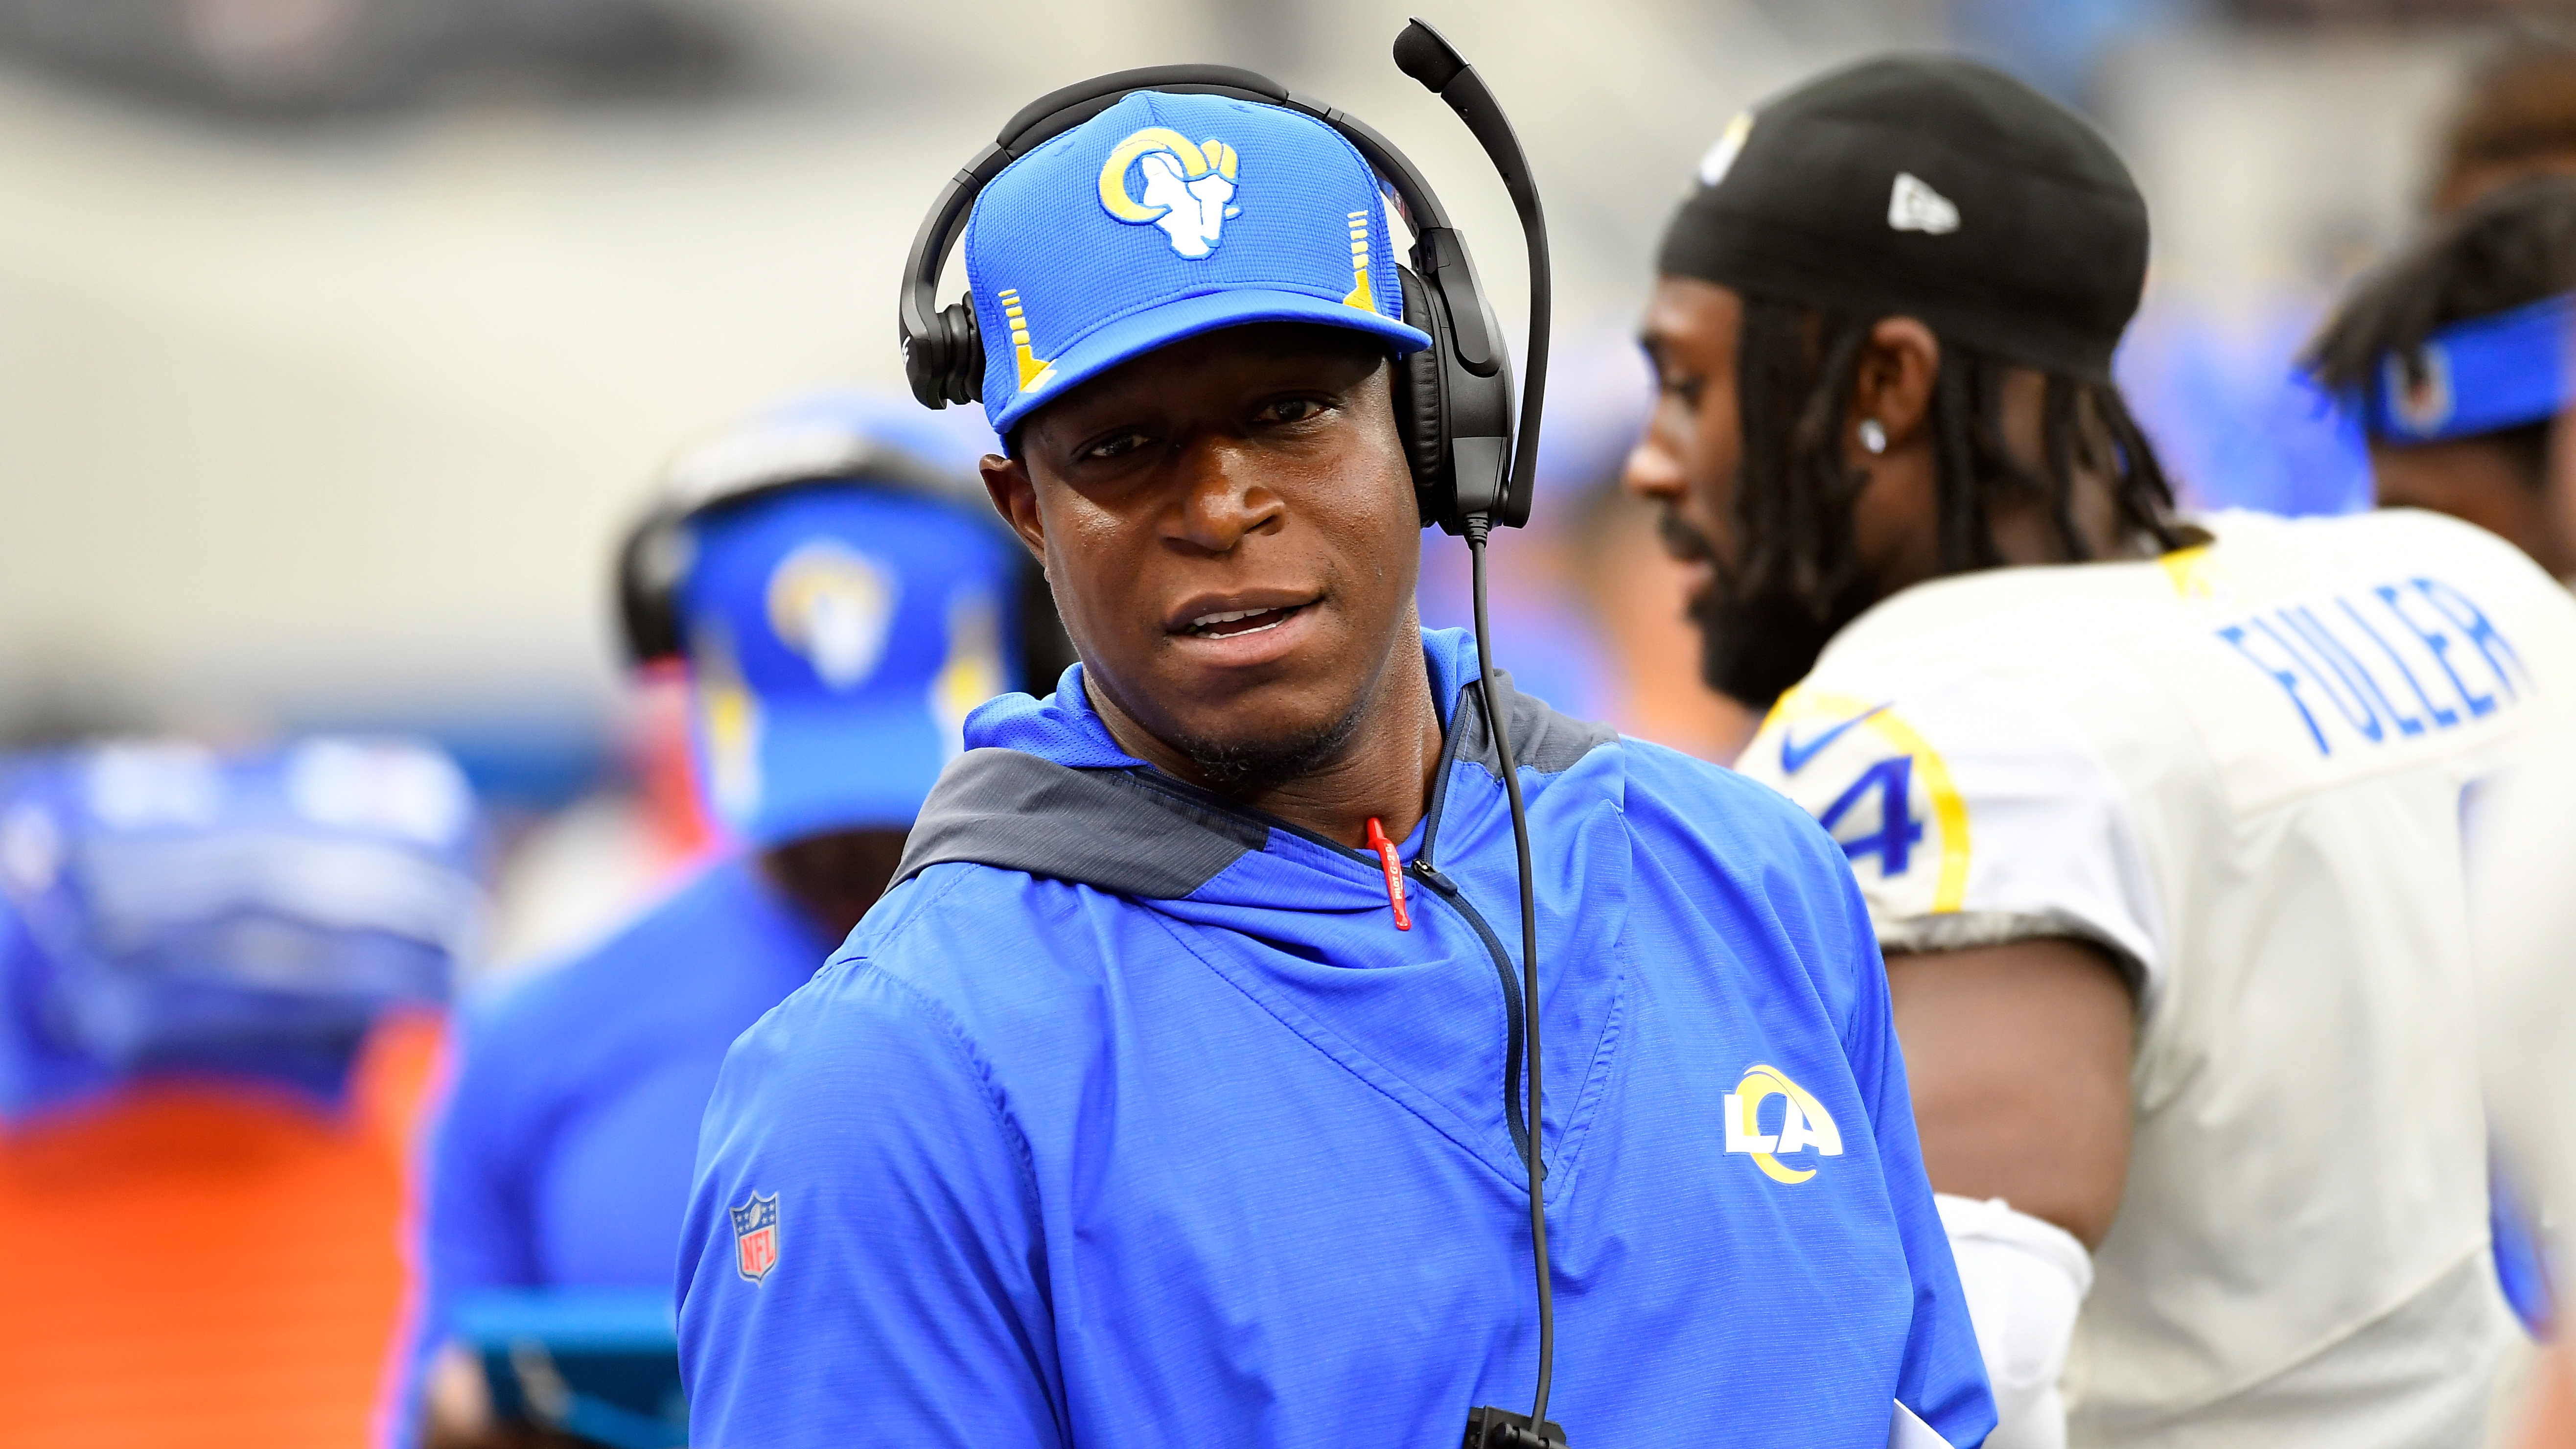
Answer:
[980,453,1047,566]
[1848,316,1943,451]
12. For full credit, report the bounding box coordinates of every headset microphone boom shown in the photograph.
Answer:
[897,19,1566,1447]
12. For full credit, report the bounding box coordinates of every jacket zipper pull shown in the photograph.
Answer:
[1365,817,1412,931]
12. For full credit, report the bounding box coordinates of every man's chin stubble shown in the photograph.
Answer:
[1170,695,1371,794]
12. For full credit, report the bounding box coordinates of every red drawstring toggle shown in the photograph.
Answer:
[1365,816,1411,931]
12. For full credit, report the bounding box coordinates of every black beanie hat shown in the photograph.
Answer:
[1657,54,2149,381]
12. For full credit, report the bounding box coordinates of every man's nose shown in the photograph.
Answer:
[1170,440,1285,554]
[1624,428,1686,504]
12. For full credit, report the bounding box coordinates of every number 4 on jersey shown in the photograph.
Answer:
[1816,756,1925,877]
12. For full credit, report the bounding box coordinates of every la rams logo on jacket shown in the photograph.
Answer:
[1725,1064,1842,1184]
[1098,127,1242,258]
[731,1192,780,1283]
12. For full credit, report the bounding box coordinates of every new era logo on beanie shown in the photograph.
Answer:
[960,90,1432,439]
[1656,54,2147,381]
[1888,172,1959,234]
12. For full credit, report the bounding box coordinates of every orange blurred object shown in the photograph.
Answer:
[2514,1341,2576,1449]
[0,1011,445,1449]
[634,657,719,869]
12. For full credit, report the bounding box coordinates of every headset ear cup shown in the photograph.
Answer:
[615,508,690,666]
[938,300,983,405]
[1392,265,1447,505]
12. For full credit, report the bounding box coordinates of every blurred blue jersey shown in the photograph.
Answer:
[678,630,1993,1449]
[404,855,830,1433]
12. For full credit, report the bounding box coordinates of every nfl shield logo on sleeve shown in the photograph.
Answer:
[730,1192,780,1284]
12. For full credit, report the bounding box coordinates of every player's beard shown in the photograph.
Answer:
[1168,692,1370,794]
[1663,513,1877,713]
[1687,573,1874,713]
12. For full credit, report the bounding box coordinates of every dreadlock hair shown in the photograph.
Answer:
[1699,293,2185,708]
[2305,174,2576,486]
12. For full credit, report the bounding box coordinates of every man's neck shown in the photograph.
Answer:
[1091,640,1446,851]
[1238,683,1445,848]
[2016,452,2165,566]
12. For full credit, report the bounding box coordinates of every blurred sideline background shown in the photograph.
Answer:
[0,0,2550,975]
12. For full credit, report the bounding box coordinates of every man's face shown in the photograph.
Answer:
[1626,277,1747,615]
[1625,275,1889,708]
[983,323,1422,787]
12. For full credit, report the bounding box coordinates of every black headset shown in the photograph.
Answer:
[897,22,1568,1448]
[896,22,1550,538]
[614,423,1079,696]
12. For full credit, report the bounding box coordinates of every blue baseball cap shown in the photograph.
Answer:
[676,467,1023,846]
[964,90,1433,438]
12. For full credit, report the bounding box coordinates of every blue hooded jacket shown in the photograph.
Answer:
[678,630,1993,1448]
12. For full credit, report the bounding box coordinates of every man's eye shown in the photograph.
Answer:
[1259,397,1329,424]
[1083,431,1150,460]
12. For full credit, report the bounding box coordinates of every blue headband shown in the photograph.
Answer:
[2366,291,2576,443]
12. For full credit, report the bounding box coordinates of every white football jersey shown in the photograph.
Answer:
[1736,509,2576,1447]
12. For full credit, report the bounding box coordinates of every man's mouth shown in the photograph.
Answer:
[1184,604,1306,638]
[1654,511,1722,599]
[1655,510,1714,566]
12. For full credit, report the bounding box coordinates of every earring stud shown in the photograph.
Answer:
[1858,418,1888,454]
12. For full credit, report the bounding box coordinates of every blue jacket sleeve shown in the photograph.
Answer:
[1821,854,1997,1448]
[384,1003,545,1449]
[423,1007,549,1300]
[679,957,1065,1449]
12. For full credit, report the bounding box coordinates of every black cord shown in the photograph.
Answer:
[1464,513,1553,1426]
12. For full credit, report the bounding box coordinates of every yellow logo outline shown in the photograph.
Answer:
[1096,127,1240,224]
[1762,686,1973,911]
[1724,1063,1843,1184]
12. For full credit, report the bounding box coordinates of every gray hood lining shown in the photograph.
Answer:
[892,667,1615,899]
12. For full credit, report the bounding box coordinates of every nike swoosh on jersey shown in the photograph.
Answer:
[1780,703,1892,775]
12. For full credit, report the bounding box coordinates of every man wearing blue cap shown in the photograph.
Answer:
[403,394,1041,1448]
[676,84,1990,1449]
[2308,176,2576,580]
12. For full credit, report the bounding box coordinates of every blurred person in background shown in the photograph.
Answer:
[2105,28,2576,534]
[1629,54,2576,1449]
[2422,71,2576,1406]
[2305,176,2576,581]
[0,735,479,1449]
[401,392,1063,1449]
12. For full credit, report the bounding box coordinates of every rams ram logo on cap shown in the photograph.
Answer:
[1098,126,1243,258]
[766,541,898,692]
